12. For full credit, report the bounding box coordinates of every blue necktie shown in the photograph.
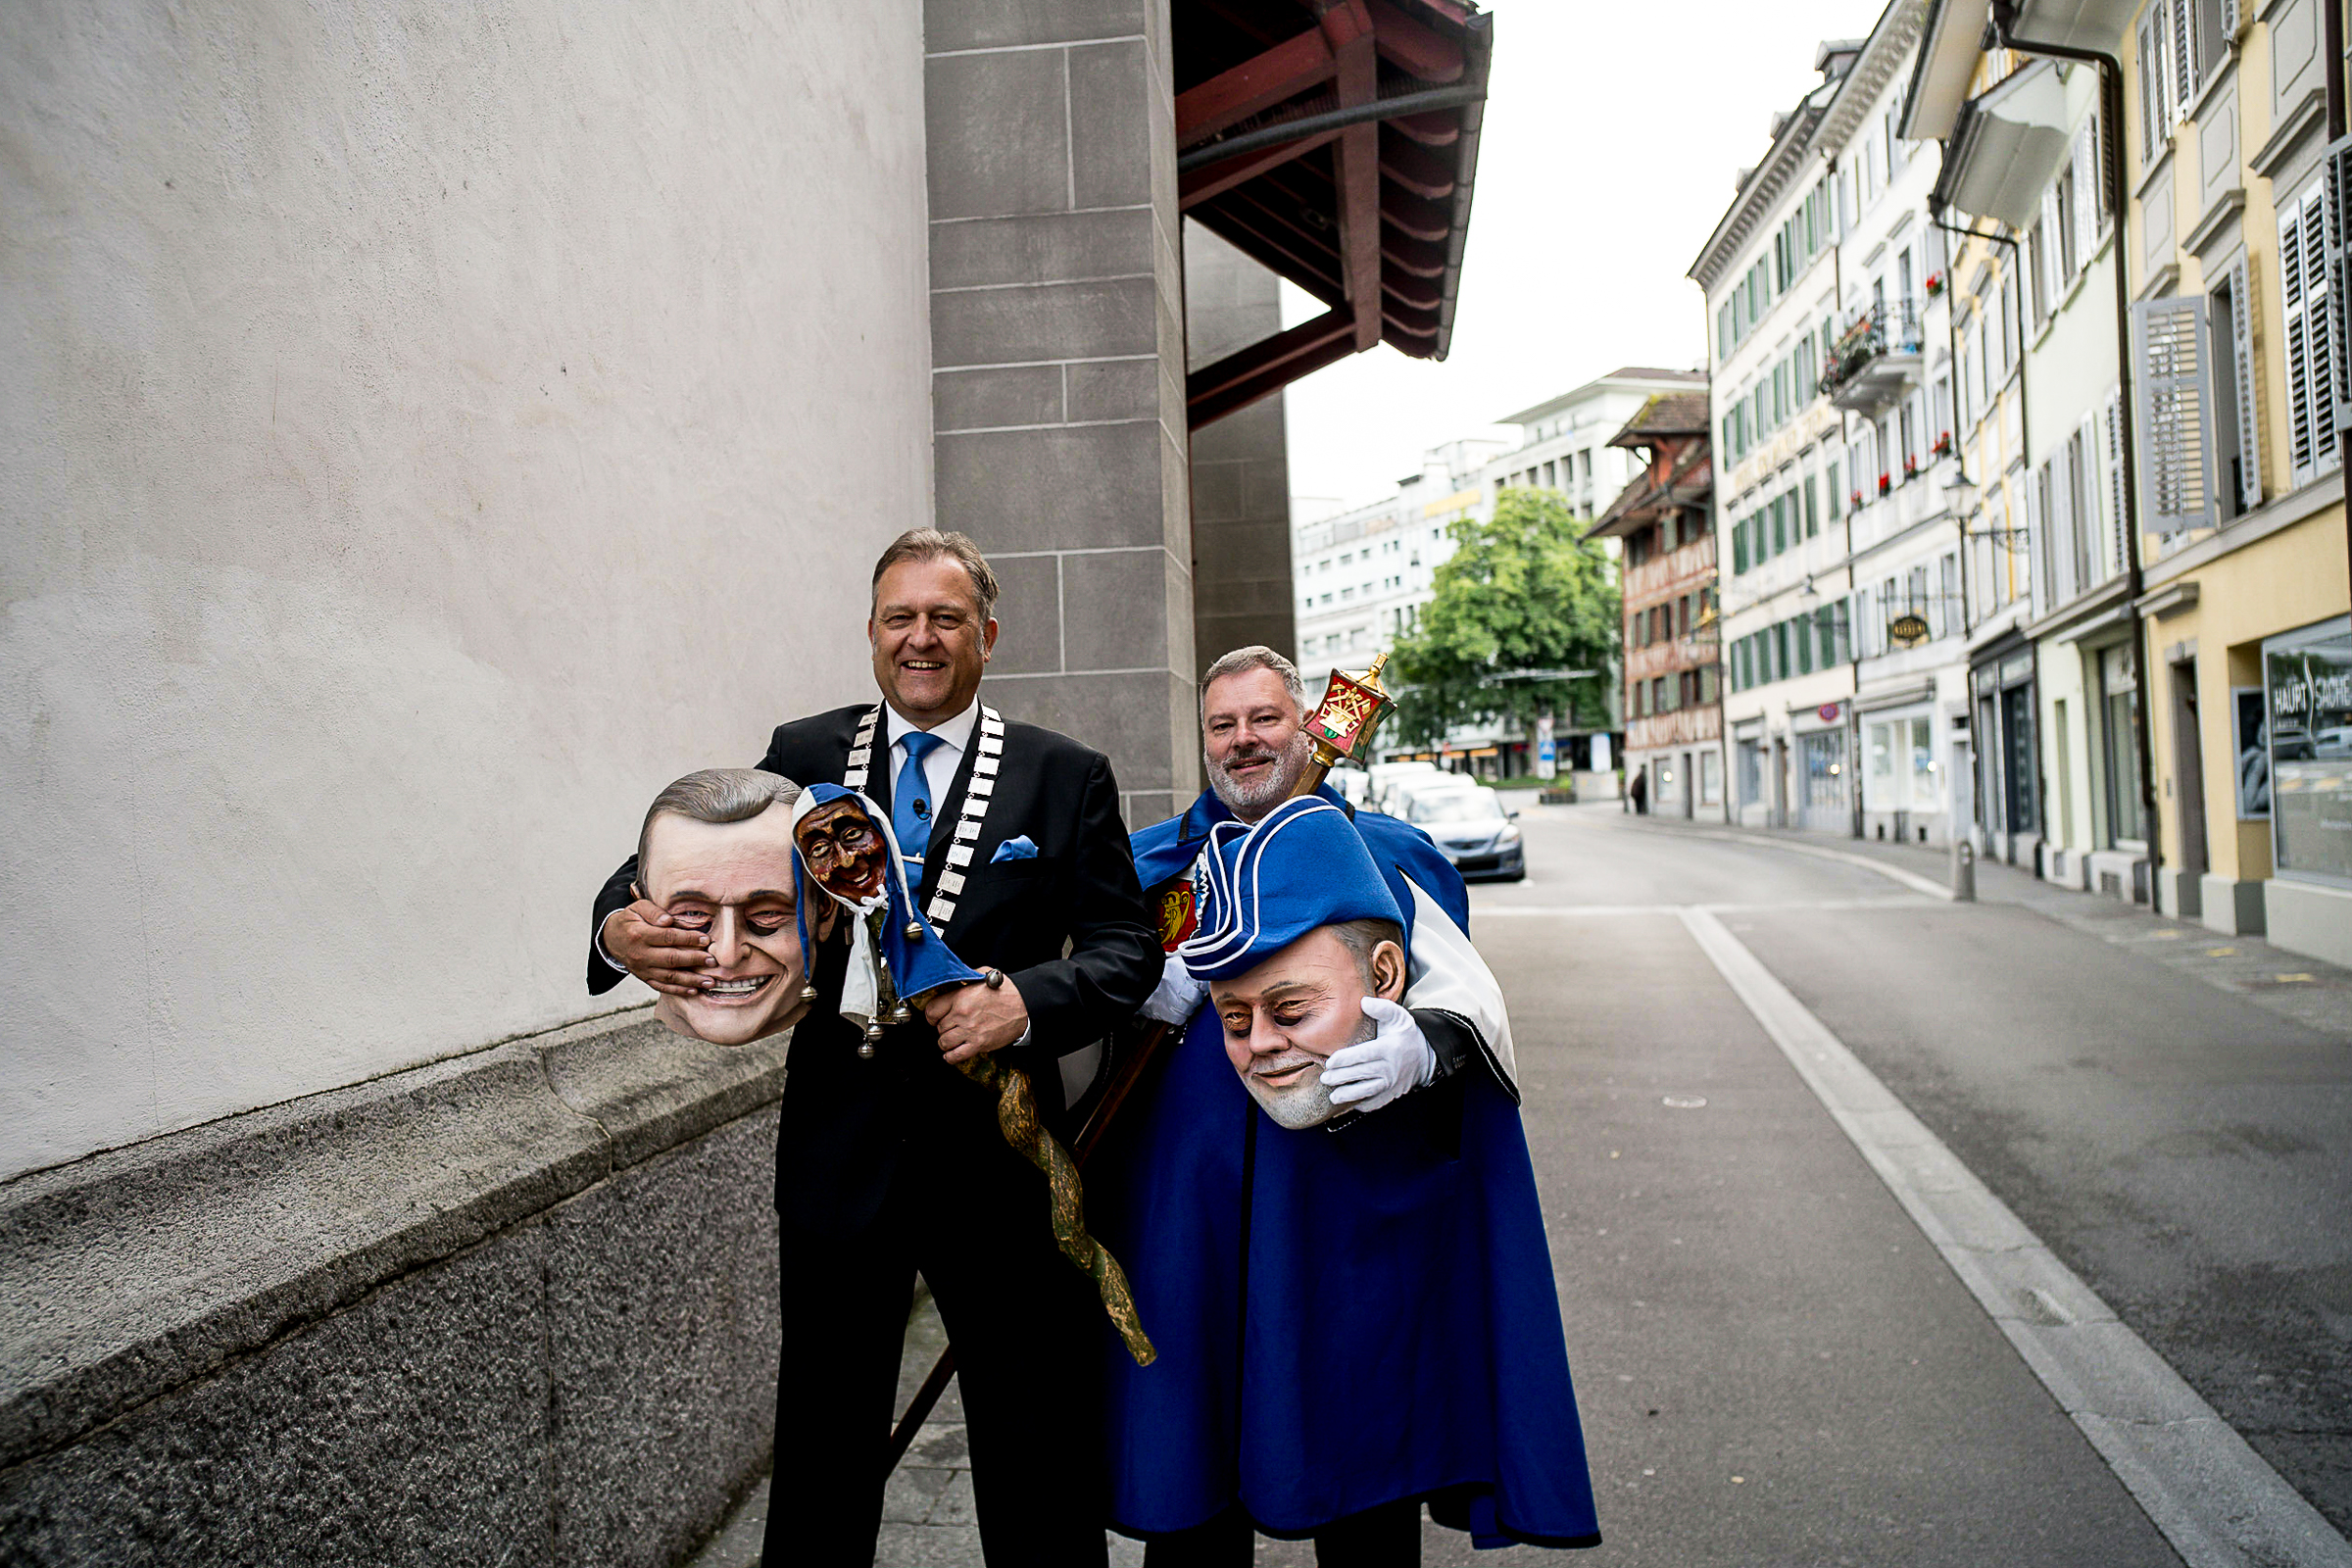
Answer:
[893,731,945,869]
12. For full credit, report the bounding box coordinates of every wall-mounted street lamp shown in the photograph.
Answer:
[1947,462,2031,555]
[1944,466,1979,520]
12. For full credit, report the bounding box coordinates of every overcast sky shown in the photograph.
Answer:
[1278,0,1889,518]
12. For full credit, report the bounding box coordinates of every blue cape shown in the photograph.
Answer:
[1102,791,1599,1548]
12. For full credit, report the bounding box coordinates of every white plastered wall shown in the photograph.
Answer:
[0,1,932,1178]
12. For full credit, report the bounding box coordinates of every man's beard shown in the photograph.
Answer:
[1205,728,1314,819]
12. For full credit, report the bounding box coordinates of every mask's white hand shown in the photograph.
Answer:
[1141,951,1206,1026]
[1319,997,1437,1113]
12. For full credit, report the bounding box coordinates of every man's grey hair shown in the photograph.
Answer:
[638,768,803,878]
[1200,645,1308,714]
[1328,916,1406,990]
[871,528,1001,621]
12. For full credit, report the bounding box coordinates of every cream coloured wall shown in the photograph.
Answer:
[0,1,932,1178]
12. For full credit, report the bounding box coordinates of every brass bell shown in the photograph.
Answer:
[904,919,924,942]
[799,982,821,1003]
[857,1042,876,1060]
[884,1001,911,1026]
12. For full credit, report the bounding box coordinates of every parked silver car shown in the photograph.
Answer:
[1400,786,1525,881]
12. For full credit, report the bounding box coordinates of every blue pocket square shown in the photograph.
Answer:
[991,835,1040,862]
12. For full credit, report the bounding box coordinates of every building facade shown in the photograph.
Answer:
[1912,12,2149,906]
[1696,3,1977,846]
[1591,392,1725,818]
[1901,0,2352,967]
[1293,368,1698,781]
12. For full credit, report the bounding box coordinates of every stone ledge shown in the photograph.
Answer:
[0,1006,785,1471]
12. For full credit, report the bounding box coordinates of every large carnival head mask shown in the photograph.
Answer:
[1178,797,1410,1129]
[632,768,812,1048]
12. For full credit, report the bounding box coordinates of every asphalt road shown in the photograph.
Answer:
[1358,799,2343,1568]
[707,799,2350,1567]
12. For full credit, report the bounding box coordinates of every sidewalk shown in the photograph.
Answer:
[686,1287,1148,1567]
[1622,812,2352,1042]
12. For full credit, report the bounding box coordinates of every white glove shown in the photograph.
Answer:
[1320,998,1437,1113]
[1141,951,1207,1025]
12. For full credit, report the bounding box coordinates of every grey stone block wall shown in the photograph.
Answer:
[925,0,1197,831]
[1183,226,1297,677]
[0,1012,785,1568]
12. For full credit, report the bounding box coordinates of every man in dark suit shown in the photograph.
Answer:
[588,529,1160,1567]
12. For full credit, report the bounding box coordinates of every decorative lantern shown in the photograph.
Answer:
[1292,653,1398,798]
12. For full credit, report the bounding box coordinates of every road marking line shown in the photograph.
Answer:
[1471,898,1940,917]
[1599,818,1958,901]
[1678,904,2352,1568]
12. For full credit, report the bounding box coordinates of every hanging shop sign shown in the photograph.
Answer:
[1886,612,1932,649]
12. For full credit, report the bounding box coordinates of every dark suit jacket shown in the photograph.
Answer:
[589,703,1160,1232]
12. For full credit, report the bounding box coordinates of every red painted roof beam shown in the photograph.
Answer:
[1187,307,1356,428]
[1174,26,1336,147]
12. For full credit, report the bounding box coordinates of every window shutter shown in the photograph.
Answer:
[2077,119,2102,254]
[2023,466,2046,615]
[2295,174,2332,451]
[2137,15,2163,162]
[2050,452,2076,602]
[2282,188,2316,476]
[2327,133,2352,435]
[2032,187,2050,303]
[2132,294,2217,535]
[2105,391,2130,575]
[2279,179,2339,480]
[2229,254,2263,509]
[2222,0,2239,35]
[2171,0,2195,114]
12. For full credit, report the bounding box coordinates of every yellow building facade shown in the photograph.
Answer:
[2122,0,2351,961]
[1908,0,2350,965]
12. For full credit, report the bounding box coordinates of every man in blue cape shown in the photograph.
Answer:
[1101,650,1598,1562]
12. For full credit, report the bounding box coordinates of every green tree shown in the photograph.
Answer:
[1387,488,1620,748]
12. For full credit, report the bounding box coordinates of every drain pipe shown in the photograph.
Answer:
[1988,1,2165,906]
[2330,0,2351,609]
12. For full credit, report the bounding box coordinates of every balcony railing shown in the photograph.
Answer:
[1821,299,1925,416]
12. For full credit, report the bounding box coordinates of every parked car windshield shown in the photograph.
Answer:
[1406,789,1506,825]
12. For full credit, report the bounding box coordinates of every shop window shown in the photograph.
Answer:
[1865,715,1937,811]
[1800,729,1846,813]
[2264,616,2352,883]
